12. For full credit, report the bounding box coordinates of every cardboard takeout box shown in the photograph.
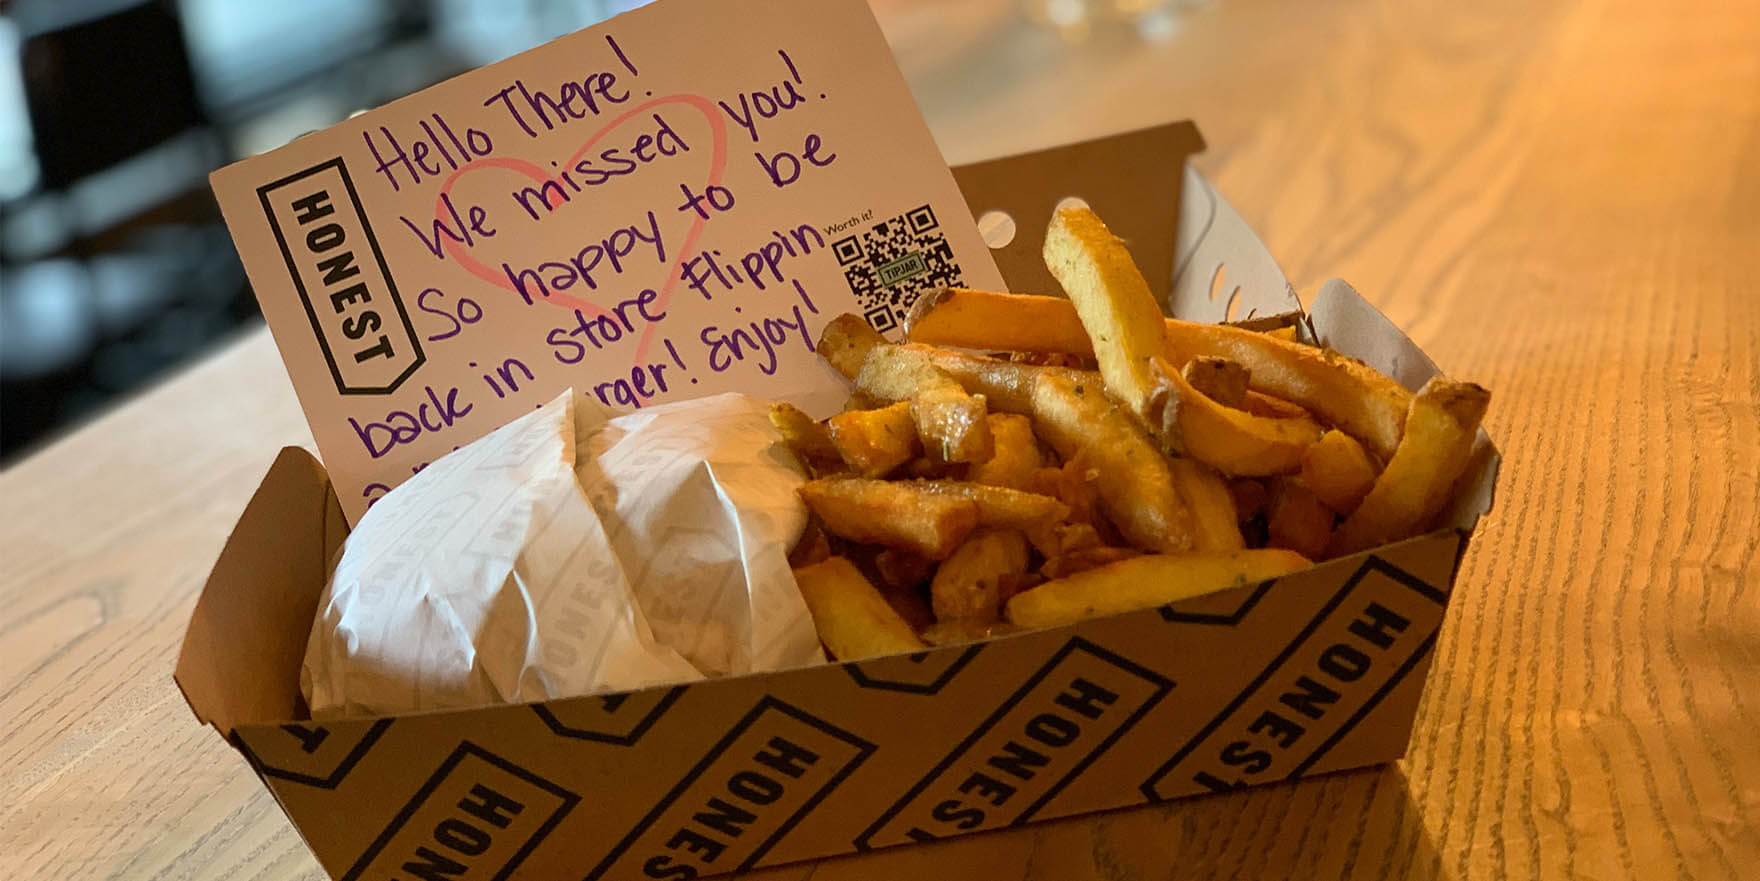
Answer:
[176,121,1499,881]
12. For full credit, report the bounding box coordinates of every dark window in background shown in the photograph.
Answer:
[25,3,206,189]
[0,0,646,463]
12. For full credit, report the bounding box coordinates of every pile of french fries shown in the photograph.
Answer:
[779,203,1490,661]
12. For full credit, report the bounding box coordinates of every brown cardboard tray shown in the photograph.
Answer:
[176,125,1500,881]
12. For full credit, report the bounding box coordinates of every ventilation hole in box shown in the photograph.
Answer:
[1055,195,1091,214]
[977,210,1016,249]
[1225,286,1245,322]
[1208,263,1229,301]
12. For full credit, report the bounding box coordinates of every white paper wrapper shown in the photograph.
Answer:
[576,393,824,678]
[300,390,821,720]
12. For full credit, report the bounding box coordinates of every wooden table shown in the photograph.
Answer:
[5,0,1757,877]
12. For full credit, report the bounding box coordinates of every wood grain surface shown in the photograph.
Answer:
[4,0,1757,878]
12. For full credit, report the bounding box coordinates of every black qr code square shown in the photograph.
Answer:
[833,204,966,335]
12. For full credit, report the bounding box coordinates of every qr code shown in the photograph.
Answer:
[832,204,966,335]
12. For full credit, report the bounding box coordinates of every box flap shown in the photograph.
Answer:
[951,121,1203,300]
[1309,280,1444,393]
[1310,280,1500,526]
[948,121,1300,325]
[175,447,346,736]
[1166,164,1302,323]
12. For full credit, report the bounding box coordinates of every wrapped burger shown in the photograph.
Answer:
[300,390,824,720]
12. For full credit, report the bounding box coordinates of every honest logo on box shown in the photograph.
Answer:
[340,742,578,881]
[533,686,685,745]
[1140,556,1446,800]
[843,645,981,694]
[258,158,425,395]
[855,638,1172,849]
[237,719,393,789]
[587,697,876,879]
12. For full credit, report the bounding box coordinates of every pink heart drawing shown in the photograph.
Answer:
[437,94,728,364]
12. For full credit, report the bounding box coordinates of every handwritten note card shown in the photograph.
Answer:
[211,0,1004,522]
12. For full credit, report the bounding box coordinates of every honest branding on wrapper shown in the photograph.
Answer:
[856,638,1172,849]
[259,159,424,395]
[1141,556,1446,800]
[588,697,875,880]
[341,742,578,881]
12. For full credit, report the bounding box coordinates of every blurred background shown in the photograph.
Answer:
[0,0,1202,462]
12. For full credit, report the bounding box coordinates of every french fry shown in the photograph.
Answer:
[1301,429,1380,514]
[1168,319,1416,456]
[910,480,1071,532]
[912,386,992,464]
[822,325,1096,416]
[1239,391,1314,421]
[1042,204,1167,417]
[906,290,1411,459]
[1266,479,1335,560]
[906,287,1089,352]
[1009,350,1091,369]
[930,529,1030,621]
[1228,478,1270,522]
[968,413,1043,491]
[818,313,886,379]
[1166,456,1245,552]
[827,402,919,477]
[921,617,1016,647]
[1227,314,1302,335]
[1005,549,1313,629]
[1040,545,1140,579]
[799,478,979,559]
[1184,357,1321,425]
[1026,520,1104,559]
[793,557,926,660]
[1328,378,1490,556]
[1029,371,1195,553]
[918,344,1093,415]
[769,402,841,463]
[881,586,937,633]
[1147,356,1324,477]
[1181,356,1250,408]
[789,519,832,568]
[901,457,966,480]
[854,345,994,463]
[843,390,885,411]
[818,312,1077,442]
[874,548,934,590]
[1028,454,1103,533]
[797,203,1489,646]
[1165,319,1411,457]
